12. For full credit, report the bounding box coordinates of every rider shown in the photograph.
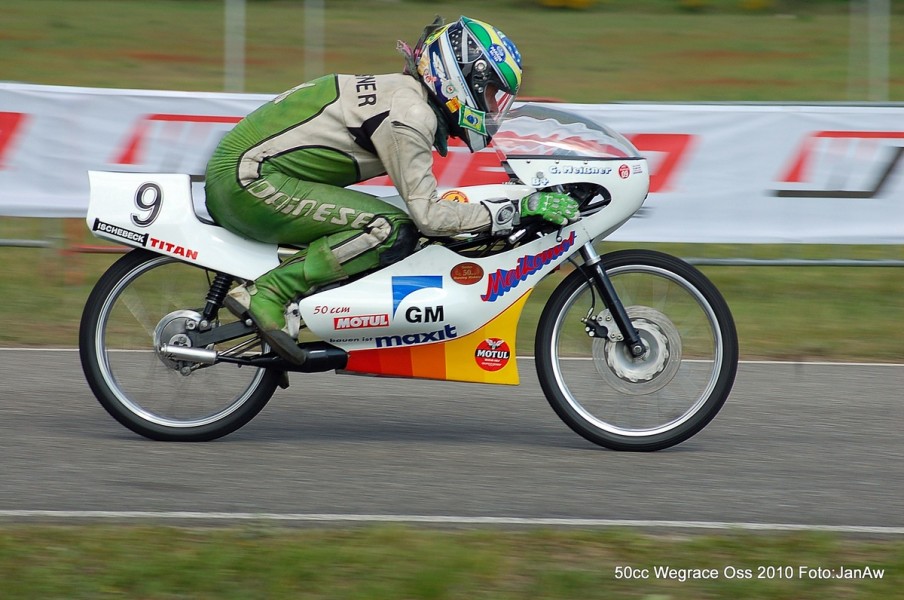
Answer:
[205,15,579,365]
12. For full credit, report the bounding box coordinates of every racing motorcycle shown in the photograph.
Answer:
[79,105,738,451]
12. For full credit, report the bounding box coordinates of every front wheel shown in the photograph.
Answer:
[79,249,282,441]
[535,249,738,451]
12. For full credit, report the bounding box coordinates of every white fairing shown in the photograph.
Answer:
[87,171,280,279]
[85,105,649,384]
[299,222,586,351]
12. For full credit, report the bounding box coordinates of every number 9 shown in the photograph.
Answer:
[131,183,162,227]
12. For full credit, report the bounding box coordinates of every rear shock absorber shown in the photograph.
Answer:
[201,273,235,325]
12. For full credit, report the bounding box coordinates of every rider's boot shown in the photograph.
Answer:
[224,251,313,365]
[224,235,368,365]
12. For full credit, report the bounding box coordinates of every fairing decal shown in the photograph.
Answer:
[342,290,531,384]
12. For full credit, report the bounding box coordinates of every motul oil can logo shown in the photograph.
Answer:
[334,314,390,330]
[475,338,511,372]
[774,131,904,199]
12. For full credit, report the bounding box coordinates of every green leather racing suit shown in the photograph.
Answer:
[205,73,493,293]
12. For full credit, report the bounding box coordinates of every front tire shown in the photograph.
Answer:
[79,249,281,441]
[535,249,738,451]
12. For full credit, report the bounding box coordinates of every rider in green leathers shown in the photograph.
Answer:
[205,16,579,365]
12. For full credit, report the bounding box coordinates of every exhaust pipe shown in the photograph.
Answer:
[159,344,218,365]
[159,341,348,373]
[295,341,348,373]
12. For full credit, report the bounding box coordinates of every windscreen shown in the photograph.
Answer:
[492,104,641,160]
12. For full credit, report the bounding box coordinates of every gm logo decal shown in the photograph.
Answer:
[391,275,443,317]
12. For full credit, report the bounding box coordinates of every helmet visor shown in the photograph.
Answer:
[484,83,516,135]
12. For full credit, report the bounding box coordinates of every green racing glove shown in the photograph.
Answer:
[520,192,580,226]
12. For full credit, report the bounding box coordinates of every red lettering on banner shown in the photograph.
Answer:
[627,133,693,193]
[779,131,904,182]
[114,113,242,165]
[0,112,27,169]
[774,131,904,199]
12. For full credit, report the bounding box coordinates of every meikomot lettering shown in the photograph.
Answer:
[482,232,576,302]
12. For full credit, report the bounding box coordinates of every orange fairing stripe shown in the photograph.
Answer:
[411,340,448,379]
[343,290,531,385]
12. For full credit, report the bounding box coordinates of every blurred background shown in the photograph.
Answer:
[3,0,902,101]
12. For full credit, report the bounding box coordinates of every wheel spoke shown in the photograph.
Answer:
[536,250,737,451]
[80,250,278,441]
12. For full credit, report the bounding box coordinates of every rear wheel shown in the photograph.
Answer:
[535,249,738,451]
[79,249,281,441]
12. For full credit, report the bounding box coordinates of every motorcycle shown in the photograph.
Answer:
[79,105,738,450]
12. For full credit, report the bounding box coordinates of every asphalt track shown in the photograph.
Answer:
[1,348,902,533]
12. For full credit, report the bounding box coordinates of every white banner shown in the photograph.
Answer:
[1,82,903,243]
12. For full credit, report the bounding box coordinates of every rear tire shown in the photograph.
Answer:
[79,249,281,441]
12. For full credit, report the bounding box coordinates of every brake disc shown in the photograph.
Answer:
[592,305,682,395]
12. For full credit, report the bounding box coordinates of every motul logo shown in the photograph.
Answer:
[334,314,390,330]
[475,348,510,359]
[774,131,904,199]
[474,338,511,372]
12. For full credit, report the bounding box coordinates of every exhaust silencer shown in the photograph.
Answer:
[158,341,348,373]
[159,344,218,365]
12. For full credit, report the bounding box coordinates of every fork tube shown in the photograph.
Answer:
[579,243,645,358]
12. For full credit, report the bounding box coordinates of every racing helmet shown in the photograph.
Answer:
[416,16,523,152]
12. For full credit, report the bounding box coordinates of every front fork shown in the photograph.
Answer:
[579,242,645,358]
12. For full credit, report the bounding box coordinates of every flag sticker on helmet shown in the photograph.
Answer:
[459,106,487,135]
[415,16,522,152]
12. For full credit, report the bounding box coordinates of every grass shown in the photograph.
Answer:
[2,0,903,102]
[1,526,902,599]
